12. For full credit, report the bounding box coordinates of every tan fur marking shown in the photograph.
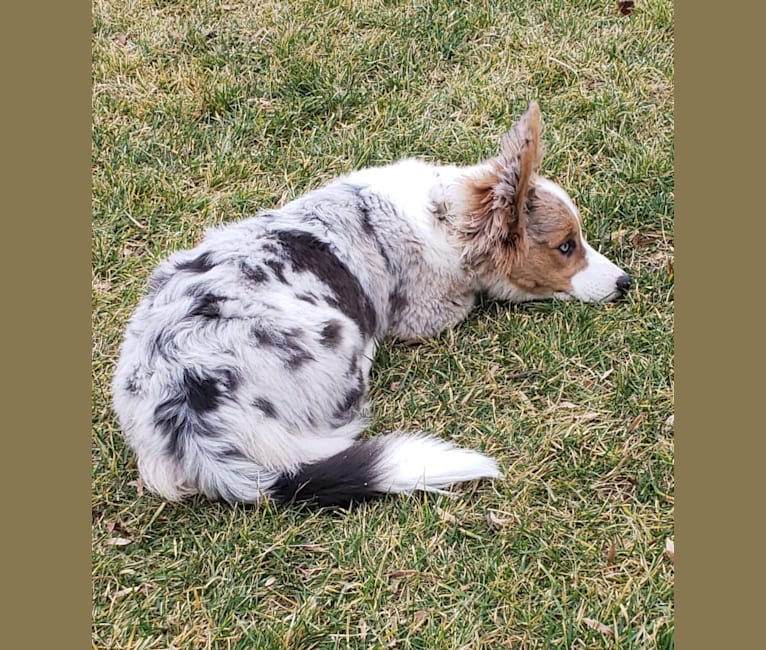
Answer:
[455,102,544,275]
[451,101,591,296]
[508,185,587,295]
[500,100,542,221]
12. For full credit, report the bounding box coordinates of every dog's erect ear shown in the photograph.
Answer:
[498,100,543,223]
[457,101,543,272]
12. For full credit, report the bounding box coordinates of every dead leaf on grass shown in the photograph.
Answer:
[300,544,329,553]
[627,413,645,433]
[582,617,614,637]
[105,537,132,547]
[412,610,429,631]
[388,570,417,579]
[609,228,626,242]
[92,278,112,293]
[117,33,128,46]
[263,576,277,587]
[106,521,128,535]
[606,541,617,566]
[617,1,635,16]
[110,586,140,602]
[295,562,322,578]
[629,231,645,247]
[486,511,513,529]
[436,507,456,523]
[128,478,145,496]
[664,538,675,565]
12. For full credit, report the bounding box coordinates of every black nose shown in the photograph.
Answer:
[616,274,632,294]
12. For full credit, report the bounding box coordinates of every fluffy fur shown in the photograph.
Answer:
[112,102,631,507]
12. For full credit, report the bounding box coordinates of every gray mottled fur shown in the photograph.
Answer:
[112,175,479,502]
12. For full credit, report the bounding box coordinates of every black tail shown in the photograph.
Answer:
[269,439,384,507]
[267,433,500,508]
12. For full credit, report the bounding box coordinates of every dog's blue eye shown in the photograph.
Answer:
[558,239,576,255]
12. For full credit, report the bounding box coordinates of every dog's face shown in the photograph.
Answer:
[456,102,631,303]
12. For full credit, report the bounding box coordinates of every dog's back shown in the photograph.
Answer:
[112,173,498,505]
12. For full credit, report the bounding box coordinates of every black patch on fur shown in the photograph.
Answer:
[189,293,223,318]
[348,186,394,272]
[282,328,315,369]
[333,371,365,423]
[275,230,377,337]
[358,203,375,236]
[251,324,280,347]
[283,326,303,341]
[150,330,176,361]
[153,368,237,457]
[253,397,277,418]
[388,285,408,321]
[335,386,362,421]
[154,391,191,457]
[241,262,269,284]
[296,292,318,305]
[347,353,358,377]
[285,348,315,370]
[319,320,343,348]
[183,368,226,413]
[124,373,141,395]
[430,200,448,222]
[262,242,281,256]
[216,446,250,462]
[269,439,384,507]
[251,325,315,368]
[176,252,215,273]
[264,258,288,283]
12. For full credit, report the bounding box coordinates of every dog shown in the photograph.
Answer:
[112,101,631,507]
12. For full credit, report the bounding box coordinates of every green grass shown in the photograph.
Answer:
[92,1,674,647]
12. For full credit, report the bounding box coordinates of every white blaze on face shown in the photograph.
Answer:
[536,178,628,303]
[568,238,628,301]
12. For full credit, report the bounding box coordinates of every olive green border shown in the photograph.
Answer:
[4,3,92,647]
[6,1,758,646]
[675,2,762,648]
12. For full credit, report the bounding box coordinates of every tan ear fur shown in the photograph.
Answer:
[457,101,544,274]
[500,100,543,224]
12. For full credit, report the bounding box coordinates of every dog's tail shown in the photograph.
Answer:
[267,433,501,507]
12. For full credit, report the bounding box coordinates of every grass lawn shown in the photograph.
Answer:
[92,1,674,648]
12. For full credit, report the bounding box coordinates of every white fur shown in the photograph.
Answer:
[344,159,464,274]
[373,434,502,494]
[566,240,628,302]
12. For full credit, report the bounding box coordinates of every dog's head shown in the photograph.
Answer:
[454,101,631,303]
